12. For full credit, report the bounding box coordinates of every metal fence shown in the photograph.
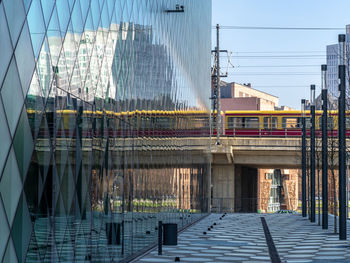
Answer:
[211,197,300,213]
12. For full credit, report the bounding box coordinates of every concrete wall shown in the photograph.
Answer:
[211,164,235,212]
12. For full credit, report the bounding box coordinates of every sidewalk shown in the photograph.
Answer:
[135,213,350,263]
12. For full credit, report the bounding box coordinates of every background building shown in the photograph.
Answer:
[258,169,299,213]
[326,25,350,97]
[0,1,211,262]
[219,82,279,111]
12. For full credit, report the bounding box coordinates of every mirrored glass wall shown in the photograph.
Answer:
[0,0,211,262]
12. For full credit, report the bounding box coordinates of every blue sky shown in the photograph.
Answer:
[212,0,350,109]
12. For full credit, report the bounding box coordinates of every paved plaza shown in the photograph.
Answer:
[135,213,350,263]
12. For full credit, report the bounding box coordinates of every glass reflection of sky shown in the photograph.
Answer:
[26,0,211,110]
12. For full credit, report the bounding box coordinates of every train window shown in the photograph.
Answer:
[346,117,350,129]
[263,117,277,129]
[81,116,92,130]
[318,117,334,129]
[305,118,311,129]
[227,117,243,128]
[244,117,259,128]
[156,117,170,129]
[282,117,300,129]
[140,116,150,129]
[227,117,259,128]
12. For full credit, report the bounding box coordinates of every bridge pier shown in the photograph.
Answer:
[211,164,235,212]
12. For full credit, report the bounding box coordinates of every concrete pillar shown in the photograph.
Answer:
[211,164,235,212]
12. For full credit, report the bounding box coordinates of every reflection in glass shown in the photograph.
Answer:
[0,0,211,262]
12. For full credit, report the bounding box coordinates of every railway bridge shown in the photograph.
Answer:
[45,136,334,213]
[110,136,304,213]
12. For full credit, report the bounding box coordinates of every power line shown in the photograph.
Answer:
[235,65,320,68]
[229,72,320,75]
[252,85,321,88]
[224,56,325,60]
[212,25,344,31]
[225,55,326,58]
[230,51,325,54]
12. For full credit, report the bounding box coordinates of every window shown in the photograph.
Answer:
[305,117,311,129]
[319,116,334,129]
[265,173,273,180]
[245,117,259,128]
[263,117,277,129]
[227,117,259,129]
[346,117,350,129]
[282,117,300,129]
[227,117,243,128]
[155,117,171,129]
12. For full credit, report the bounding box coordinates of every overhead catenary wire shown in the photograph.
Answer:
[212,25,345,31]
[235,65,320,68]
[221,55,326,58]
[252,85,321,88]
[228,73,321,75]
[229,51,325,53]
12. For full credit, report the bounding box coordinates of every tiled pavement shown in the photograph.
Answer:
[135,213,350,263]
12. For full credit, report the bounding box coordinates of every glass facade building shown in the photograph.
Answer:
[0,0,211,262]
[326,25,350,98]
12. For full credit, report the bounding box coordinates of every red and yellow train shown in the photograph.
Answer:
[224,110,343,137]
[27,108,348,138]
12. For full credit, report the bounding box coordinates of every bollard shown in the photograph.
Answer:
[121,220,124,255]
[106,223,121,245]
[163,224,178,245]
[158,221,163,255]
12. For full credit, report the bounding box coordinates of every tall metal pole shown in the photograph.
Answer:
[321,64,328,229]
[310,85,316,223]
[338,34,347,240]
[302,99,307,217]
[307,138,311,219]
[301,99,307,217]
[347,156,349,219]
[216,24,221,145]
[308,142,311,219]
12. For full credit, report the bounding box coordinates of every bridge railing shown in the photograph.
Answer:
[225,128,301,137]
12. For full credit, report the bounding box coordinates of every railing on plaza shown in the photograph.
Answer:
[211,197,300,213]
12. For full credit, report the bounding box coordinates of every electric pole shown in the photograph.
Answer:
[216,24,221,145]
[211,24,228,145]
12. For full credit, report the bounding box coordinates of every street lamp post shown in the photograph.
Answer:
[321,64,328,229]
[338,34,347,240]
[310,85,316,223]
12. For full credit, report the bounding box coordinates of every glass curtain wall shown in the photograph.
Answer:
[0,0,211,262]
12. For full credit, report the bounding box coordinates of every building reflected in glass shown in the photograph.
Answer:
[0,0,211,262]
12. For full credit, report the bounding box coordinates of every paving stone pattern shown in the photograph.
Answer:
[267,214,350,263]
[136,214,271,263]
[136,213,350,263]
